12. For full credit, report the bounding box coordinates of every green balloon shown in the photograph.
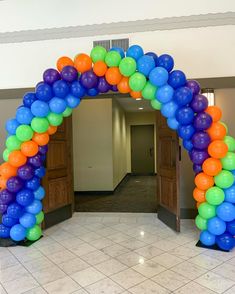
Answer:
[31,117,49,133]
[26,225,42,241]
[6,135,22,151]
[206,186,225,205]
[119,57,136,77]
[151,99,162,110]
[129,73,146,92]
[105,51,121,67]
[214,170,234,189]
[221,152,235,171]
[195,214,207,230]
[16,125,33,142]
[47,112,63,126]
[224,136,235,152]
[3,148,11,161]
[90,46,107,62]
[63,107,72,117]
[36,211,44,225]
[198,202,216,219]
[142,81,157,100]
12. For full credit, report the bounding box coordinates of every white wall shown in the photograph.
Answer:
[112,99,127,188]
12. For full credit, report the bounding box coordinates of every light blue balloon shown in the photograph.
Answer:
[200,230,215,246]
[25,200,42,215]
[156,84,174,103]
[16,107,34,124]
[110,47,125,58]
[126,45,144,61]
[10,224,26,241]
[137,55,155,77]
[34,186,45,200]
[19,213,36,228]
[217,202,235,222]
[167,118,179,130]
[161,101,178,118]
[49,97,67,114]
[31,100,50,117]
[5,118,20,135]
[224,185,235,203]
[149,67,169,87]
[207,216,226,236]
[65,94,81,109]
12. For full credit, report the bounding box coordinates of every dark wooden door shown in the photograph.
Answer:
[156,111,180,232]
[42,116,74,229]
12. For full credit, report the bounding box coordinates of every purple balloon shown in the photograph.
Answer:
[28,154,43,167]
[17,164,34,180]
[80,70,98,89]
[61,66,78,82]
[190,149,209,165]
[192,132,211,150]
[43,69,61,85]
[0,203,8,214]
[97,77,111,93]
[7,177,24,193]
[38,145,48,155]
[111,85,118,92]
[193,164,203,174]
[190,94,208,113]
[186,80,201,95]
[0,189,15,205]
[193,112,212,131]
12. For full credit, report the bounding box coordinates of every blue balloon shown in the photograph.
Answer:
[183,139,193,151]
[174,87,193,106]
[10,224,26,241]
[156,84,174,103]
[2,214,18,227]
[168,70,186,89]
[145,52,158,66]
[207,217,226,236]
[87,88,99,96]
[5,118,20,135]
[49,97,67,114]
[31,100,50,117]
[0,224,10,238]
[175,107,194,125]
[25,200,42,214]
[126,45,144,61]
[23,92,37,107]
[224,185,235,203]
[25,176,41,191]
[158,54,174,72]
[19,213,36,228]
[36,83,53,101]
[16,107,34,124]
[200,230,215,246]
[65,94,81,108]
[216,232,235,251]
[71,81,86,98]
[34,186,45,200]
[34,167,46,178]
[178,124,195,140]
[53,80,70,98]
[167,118,179,130]
[149,67,169,87]
[161,101,178,118]
[16,189,34,206]
[137,55,155,77]
[217,202,235,222]
[227,220,235,235]
[7,203,23,219]
[110,47,125,58]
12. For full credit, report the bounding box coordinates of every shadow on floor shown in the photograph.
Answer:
[75,175,157,213]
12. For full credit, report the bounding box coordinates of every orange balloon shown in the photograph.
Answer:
[74,53,92,73]
[57,56,74,72]
[0,176,7,190]
[47,125,57,135]
[21,141,39,157]
[207,122,227,141]
[194,172,214,191]
[33,132,49,146]
[208,140,228,159]
[0,162,18,178]
[93,61,107,77]
[193,187,206,202]
[130,91,142,99]
[105,67,122,85]
[205,106,222,122]
[8,150,27,167]
[202,157,222,176]
[117,77,131,94]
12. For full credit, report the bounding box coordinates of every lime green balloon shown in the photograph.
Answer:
[90,46,107,62]
[47,112,63,126]
[36,211,44,225]
[195,214,207,230]
[16,125,33,142]
[198,202,216,219]
[206,186,225,205]
[220,121,228,133]
[214,170,234,189]
[3,148,11,161]
[105,51,121,67]
[119,57,136,77]
[151,99,162,110]
[224,136,235,152]
[6,135,22,151]
[142,81,157,100]
[129,73,146,92]
[26,225,42,241]
[221,152,235,171]
[63,107,72,117]
[31,117,49,133]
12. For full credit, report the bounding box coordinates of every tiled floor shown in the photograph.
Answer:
[1,213,235,293]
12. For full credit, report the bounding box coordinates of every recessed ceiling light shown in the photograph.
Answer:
[136,98,142,101]
[138,107,144,110]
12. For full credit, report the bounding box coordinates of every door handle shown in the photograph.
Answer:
[149,147,153,157]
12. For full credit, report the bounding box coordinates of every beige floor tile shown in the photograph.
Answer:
[80,250,111,266]
[173,281,215,294]
[111,268,147,289]
[153,240,180,251]
[151,253,184,268]
[23,287,47,294]
[0,264,29,283]
[95,258,127,275]
[168,245,201,260]
[101,243,130,257]
[79,232,102,242]
[23,256,54,273]
[171,261,207,280]
[91,238,115,250]
[224,285,235,293]
[43,276,80,294]
[212,262,235,282]
[107,232,131,243]
[47,249,76,264]
[58,257,90,275]
[58,237,84,249]
[116,251,144,267]
[38,242,64,256]
[32,265,66,284]
[85,277,124,294]
[0,254,19,269]
[129,279,170,294]
[132,260,166,278]
[71,243,97,256]
[2,275,39,294]
[134,245,164,259]
[71,267,105,287]
[0,284,7,294]
[189,253,223,270]
[119,239,146,250]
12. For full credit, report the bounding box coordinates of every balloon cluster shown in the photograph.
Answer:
[1,44,235,250]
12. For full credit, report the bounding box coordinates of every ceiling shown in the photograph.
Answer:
[115,96,154,112]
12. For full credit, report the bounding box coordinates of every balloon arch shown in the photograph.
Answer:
[1,44,235,251]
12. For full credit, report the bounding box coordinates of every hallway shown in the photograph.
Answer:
[75,176,157,213]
